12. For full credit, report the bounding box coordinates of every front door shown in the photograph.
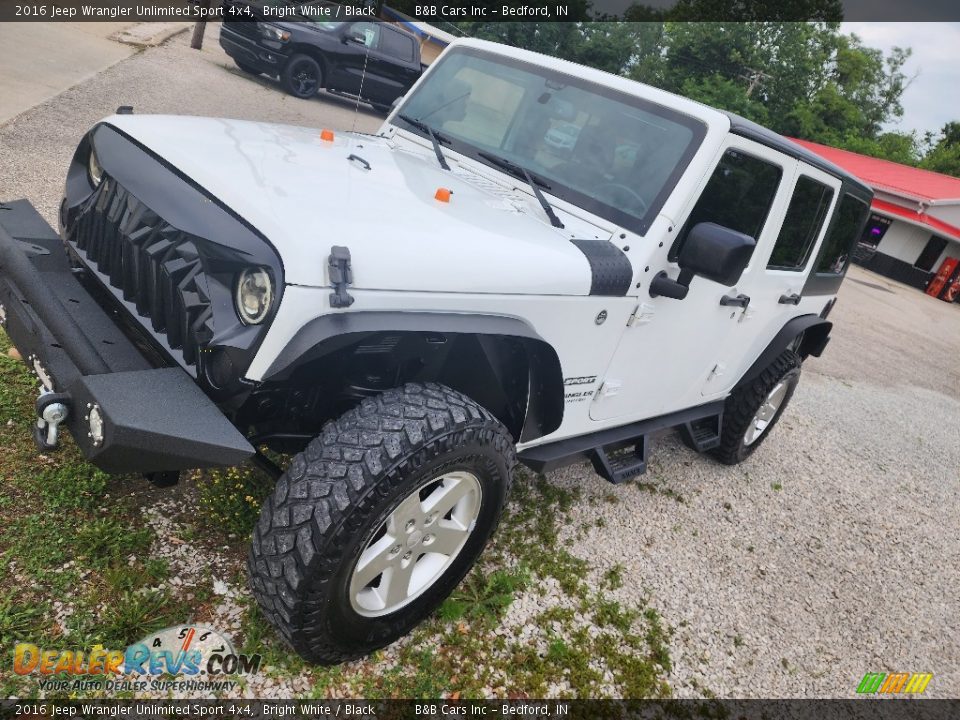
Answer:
[330,22,382,95]
[589,135,837,422]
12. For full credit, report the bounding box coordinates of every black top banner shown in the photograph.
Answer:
[2,700,960,720]
[0,0,958,23]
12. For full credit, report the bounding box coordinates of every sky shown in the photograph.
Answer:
[841,23,960,139]
[583,7,960,140]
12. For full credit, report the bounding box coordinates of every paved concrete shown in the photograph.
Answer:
[0,23,136,125]
[0,22,191,127]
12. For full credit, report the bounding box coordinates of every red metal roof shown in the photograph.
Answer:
[789,138,960,204]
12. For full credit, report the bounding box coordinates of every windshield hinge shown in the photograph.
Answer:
[328,245,355,309]
[627,303,655,326]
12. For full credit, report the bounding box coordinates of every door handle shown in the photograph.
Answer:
[720,293,750,308]
[778,293,801,305]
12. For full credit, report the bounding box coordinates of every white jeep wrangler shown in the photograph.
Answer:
[0,38,872,663]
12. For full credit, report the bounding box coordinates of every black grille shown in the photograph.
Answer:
[223,18,260,40]
[70,178,214,368]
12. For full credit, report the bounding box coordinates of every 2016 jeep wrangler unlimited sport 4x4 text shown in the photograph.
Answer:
[0,38,872,663]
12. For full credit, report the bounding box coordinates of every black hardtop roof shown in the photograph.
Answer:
[722,112,873,201]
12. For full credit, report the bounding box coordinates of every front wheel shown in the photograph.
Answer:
[248,383,515,664]
[711,350,801,465]
[282,54,323,99]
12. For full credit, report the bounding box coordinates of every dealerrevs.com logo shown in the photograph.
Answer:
[14,625,262,693]
[856,672,933,695]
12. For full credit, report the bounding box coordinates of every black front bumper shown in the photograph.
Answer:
[0,199,253,473]
[219,25,289,74]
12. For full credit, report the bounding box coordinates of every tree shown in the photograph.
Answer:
[921,122,960,177]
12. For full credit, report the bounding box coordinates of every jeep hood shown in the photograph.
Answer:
[103,115,607,295]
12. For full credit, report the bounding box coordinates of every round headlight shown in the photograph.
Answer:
[88,146,104,187]
[235,267,273,325]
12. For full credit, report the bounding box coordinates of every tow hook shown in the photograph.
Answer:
[34,390,71,451]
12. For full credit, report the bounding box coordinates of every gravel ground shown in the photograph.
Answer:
[546,268,960,697]
[1,28,958,699]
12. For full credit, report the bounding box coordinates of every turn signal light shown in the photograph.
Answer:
[320,129,335,142]
[434,188,452,203]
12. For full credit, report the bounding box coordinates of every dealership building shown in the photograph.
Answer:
[792,139,960,291]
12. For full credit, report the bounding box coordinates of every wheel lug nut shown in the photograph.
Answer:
[423,533,433,544]
[390,545,401,556]
[402,551,412,561]
[405,519,416,533]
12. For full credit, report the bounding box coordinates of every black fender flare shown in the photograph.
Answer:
[260,311,565,442]
[735,314,832,389]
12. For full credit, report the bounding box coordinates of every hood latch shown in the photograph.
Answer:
[328,245,355,309]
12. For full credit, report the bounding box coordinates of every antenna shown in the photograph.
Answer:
[352,45,371,133]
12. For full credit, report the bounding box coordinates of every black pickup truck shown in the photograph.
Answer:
[219,1,423,112]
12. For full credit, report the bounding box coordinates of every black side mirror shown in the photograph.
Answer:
[678,222,756,286]
[649,222,756,300]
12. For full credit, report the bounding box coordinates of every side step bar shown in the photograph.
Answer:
[518,401,725,484]
[589,437,649,485]
[679,415,723,452]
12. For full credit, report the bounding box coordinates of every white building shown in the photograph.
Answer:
[792,138,960,291]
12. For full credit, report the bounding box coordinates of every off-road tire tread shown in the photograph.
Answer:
[711,350,801,465]
[248,382,516,664]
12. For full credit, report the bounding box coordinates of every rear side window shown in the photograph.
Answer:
[815,194,871,274]
[768,175,833,271]
[670,149,782,261]
[380,29,415,62]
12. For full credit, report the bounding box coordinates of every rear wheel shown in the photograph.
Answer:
[248,383,515,663]
[282,54,323,99]
[711,350,801,465]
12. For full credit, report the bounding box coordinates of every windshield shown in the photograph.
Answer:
[398,47,707,235]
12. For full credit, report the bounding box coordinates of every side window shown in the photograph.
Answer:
[768,175,833,271]
[380,29,415,62]
[670,149,782,261]
[349,22,380,49]
[815,194,871,274]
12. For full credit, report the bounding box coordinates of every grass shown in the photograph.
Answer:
[196,464,273,538]
[0,329,676,698]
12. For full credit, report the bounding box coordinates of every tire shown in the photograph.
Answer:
[282,54,323,99]
[248,382,516,664]
[711,350,801,465]
[235,60,261,75]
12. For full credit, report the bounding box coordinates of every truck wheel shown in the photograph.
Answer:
[248,382,515,663]
[282,54,322,99]
[711,350,801,465]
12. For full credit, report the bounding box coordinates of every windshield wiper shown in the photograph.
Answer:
[397,113,450,171]
[477,152,564,229]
